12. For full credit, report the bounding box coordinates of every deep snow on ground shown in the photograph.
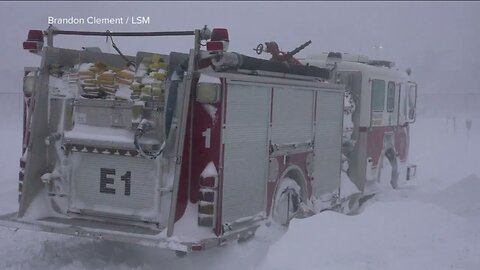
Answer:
[259,177,480,270]
[409,116,480,193]
[0,95,479,270]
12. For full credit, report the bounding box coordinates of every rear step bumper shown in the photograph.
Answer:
[0,212,189,251]
[0,212,263,252]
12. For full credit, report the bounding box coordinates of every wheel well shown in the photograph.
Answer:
[279,165,308,202]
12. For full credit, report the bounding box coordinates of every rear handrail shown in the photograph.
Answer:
[51,30,195,37]
[44,25,211,52]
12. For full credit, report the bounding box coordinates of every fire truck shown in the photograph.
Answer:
[0,26,416,254]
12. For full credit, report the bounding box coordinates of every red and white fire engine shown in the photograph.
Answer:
[0,26,416,254]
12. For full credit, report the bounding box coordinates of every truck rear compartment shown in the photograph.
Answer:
[67,152,161,223]
[20,46,175,231]
[63,99,165,226]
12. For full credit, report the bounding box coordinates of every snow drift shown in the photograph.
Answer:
[258,200,480,270]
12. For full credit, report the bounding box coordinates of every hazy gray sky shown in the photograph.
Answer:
[1,1,479,93]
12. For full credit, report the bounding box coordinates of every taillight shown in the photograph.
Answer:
[23,41,40,50]
[27,30,44,41]
[199,176,217,187]
[206,41,225,51]
[211,28,229,42]
[23,29,44,54]
[206,28,229,52]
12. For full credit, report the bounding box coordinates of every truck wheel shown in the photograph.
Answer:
[271,178,302,226]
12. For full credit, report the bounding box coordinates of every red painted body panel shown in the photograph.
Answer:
[175,79,223,227]
[366,126,388,167]
[365,125,409,168]
[189,100,222,203]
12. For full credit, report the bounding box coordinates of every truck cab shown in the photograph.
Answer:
[301,52,417,193]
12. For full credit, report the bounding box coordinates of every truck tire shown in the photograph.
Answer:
[271,178,302,226]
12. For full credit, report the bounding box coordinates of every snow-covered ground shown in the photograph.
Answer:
[259,175,480,270]
[1,95,479,269]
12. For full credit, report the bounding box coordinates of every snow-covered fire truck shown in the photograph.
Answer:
[0,26,416,254]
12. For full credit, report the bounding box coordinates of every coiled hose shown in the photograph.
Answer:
[134,119,164,159]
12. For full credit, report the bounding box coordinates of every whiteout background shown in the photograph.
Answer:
[0,2,479,270]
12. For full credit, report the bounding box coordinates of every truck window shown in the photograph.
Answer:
[386,81,395,112]
[371,79,385,112]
